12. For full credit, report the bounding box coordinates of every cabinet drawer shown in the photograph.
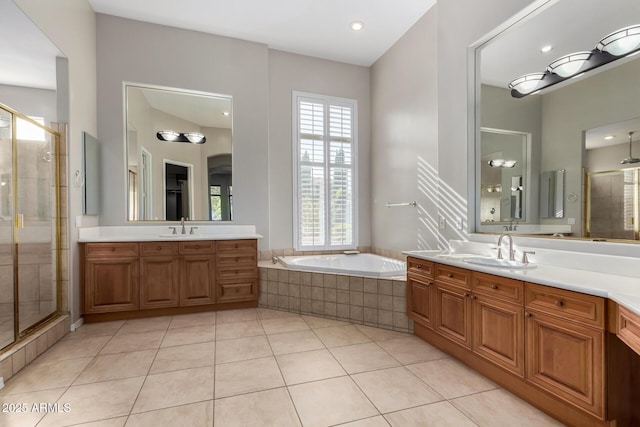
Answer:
[217,252,257,267]
[525,282,605,329]
[618,305,640,357]
[85,242,138,258]
[179,241,215,255]
[407,257,434,278]
[216,239,257,253]
[141,242,178,257]
[435,264,471,288]
[218,266,258,281]
[217,280,256,302]
[473,272,524,304]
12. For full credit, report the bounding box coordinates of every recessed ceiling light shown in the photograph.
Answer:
[605,135,615,140]
[351,21,364,31]
[540,45,553,53]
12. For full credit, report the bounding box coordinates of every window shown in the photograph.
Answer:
[16,116,46,141]
[293,92,357,250]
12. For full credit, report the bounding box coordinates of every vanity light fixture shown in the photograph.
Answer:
[351,21,364,31]
[540,45,553,53]
[222,111,230,116]
[547,51,591,78]
[605,135,615,140]
[156,130,207,144]
[597,24,640,56]
[488,159,517,168]
[510,23,640,98]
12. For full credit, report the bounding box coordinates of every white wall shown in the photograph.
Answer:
[96,14,271,247]
[267,49,371,250]
[370,7,440,251]
[0,84,57,126]
[15,0,97,322]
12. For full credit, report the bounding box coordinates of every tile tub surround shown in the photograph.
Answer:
[0,309,562,426]
[258,263,412,333]
[258,246,407,262]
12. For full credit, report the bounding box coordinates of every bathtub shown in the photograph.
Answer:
[277,253,406,278]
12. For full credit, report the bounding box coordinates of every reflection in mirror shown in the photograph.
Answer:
[126,84,232,221]
[83,132,100,215]
[480,128,528,224]
[540,170,565,219]
[476,0,640,239]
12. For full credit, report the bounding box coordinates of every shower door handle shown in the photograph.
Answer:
[16,213,24,229]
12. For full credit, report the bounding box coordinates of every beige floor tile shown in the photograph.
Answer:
[355,324,411,342]
[451,388,564,427]
[33,335,111,364]
[168,311,216,329]
[314,325,371,347]
[150,341,215,374]
[377,335,448,364]
[261,316,309,335]
[352,366,443,414]
[215,387,301,427]
[38,377,144,426]
[63,321,125,340]
[330,342,400,374]
[267,329,325,355]
[215,335,273,364]
[385,401,477,427]
[100,330,165,355]
[69,417,128,427]
[160,324,216,347]
[215,319,264,340]
[126,401,213,427]
[0,388,66,427]
[289,376,379,427]
[339,416,391,427]
[301,315,350,329]
[258,308,301,320]
[116,316,172,335]
[1,357,93,395]
[74,350,156,385]
[277,349,347,385]
[407,358,497,399]
[216,308,258,324]
[132,366,214,413]
[215,356,284,398]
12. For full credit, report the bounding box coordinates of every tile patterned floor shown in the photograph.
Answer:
[0,308,565,426]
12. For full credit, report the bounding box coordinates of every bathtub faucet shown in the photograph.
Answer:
[272,256,280,264]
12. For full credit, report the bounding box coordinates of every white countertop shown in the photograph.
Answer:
[404,247,640,317]
[78,225,262,242]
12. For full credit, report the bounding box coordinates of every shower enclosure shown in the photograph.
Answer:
[0,103,60,350]
[587,168,640,240]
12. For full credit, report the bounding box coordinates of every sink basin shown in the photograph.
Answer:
[463,257,535,270]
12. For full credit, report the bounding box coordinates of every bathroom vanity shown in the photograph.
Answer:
[406,248,640,427]
[79,226,261,322]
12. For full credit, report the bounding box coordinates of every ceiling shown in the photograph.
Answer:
[88,0,437,67]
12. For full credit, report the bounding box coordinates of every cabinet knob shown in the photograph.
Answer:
[195,245,200,249]
[464,292,470,297]
[491,284,498,290]
[428,281,433,286]
[555,300,564,307]
[472,295,477,300]
[525,312,532,317]
[416,265,422,269]
[447,273,453,278]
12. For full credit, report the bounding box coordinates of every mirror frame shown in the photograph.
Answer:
[123,82,233,222]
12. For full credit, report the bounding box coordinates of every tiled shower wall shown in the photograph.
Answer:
[258,264,412,333]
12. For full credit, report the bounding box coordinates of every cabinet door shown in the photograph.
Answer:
[434,281,472,349]
[473,295,524,377]
[180,254,216,306]
[84,257,139,313]
[407,275,434,329]
[140,256,180,309]
[526,311,605,419]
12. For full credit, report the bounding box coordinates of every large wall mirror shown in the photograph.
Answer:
[475,0,640,240]
[125,84,233,221]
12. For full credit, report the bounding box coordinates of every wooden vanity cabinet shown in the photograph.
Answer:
[140,242,180,309]
[83,243,140,314]
[406,258,434,328]
[179,241,216,306]
[525,282,606,419]
[433,264,473,349]
[216,240,258,302]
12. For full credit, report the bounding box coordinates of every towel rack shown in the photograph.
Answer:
[385,201,417,208]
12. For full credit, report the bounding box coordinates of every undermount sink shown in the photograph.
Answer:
[463,257,535,270]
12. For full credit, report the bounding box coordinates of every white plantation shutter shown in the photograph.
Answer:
[293,92,357,250]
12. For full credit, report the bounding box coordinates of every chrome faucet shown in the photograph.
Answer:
[180,217,186,234]
[497,233,516,261]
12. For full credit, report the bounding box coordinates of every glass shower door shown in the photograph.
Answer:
[15,116,59,334]
[0,108,15,349]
